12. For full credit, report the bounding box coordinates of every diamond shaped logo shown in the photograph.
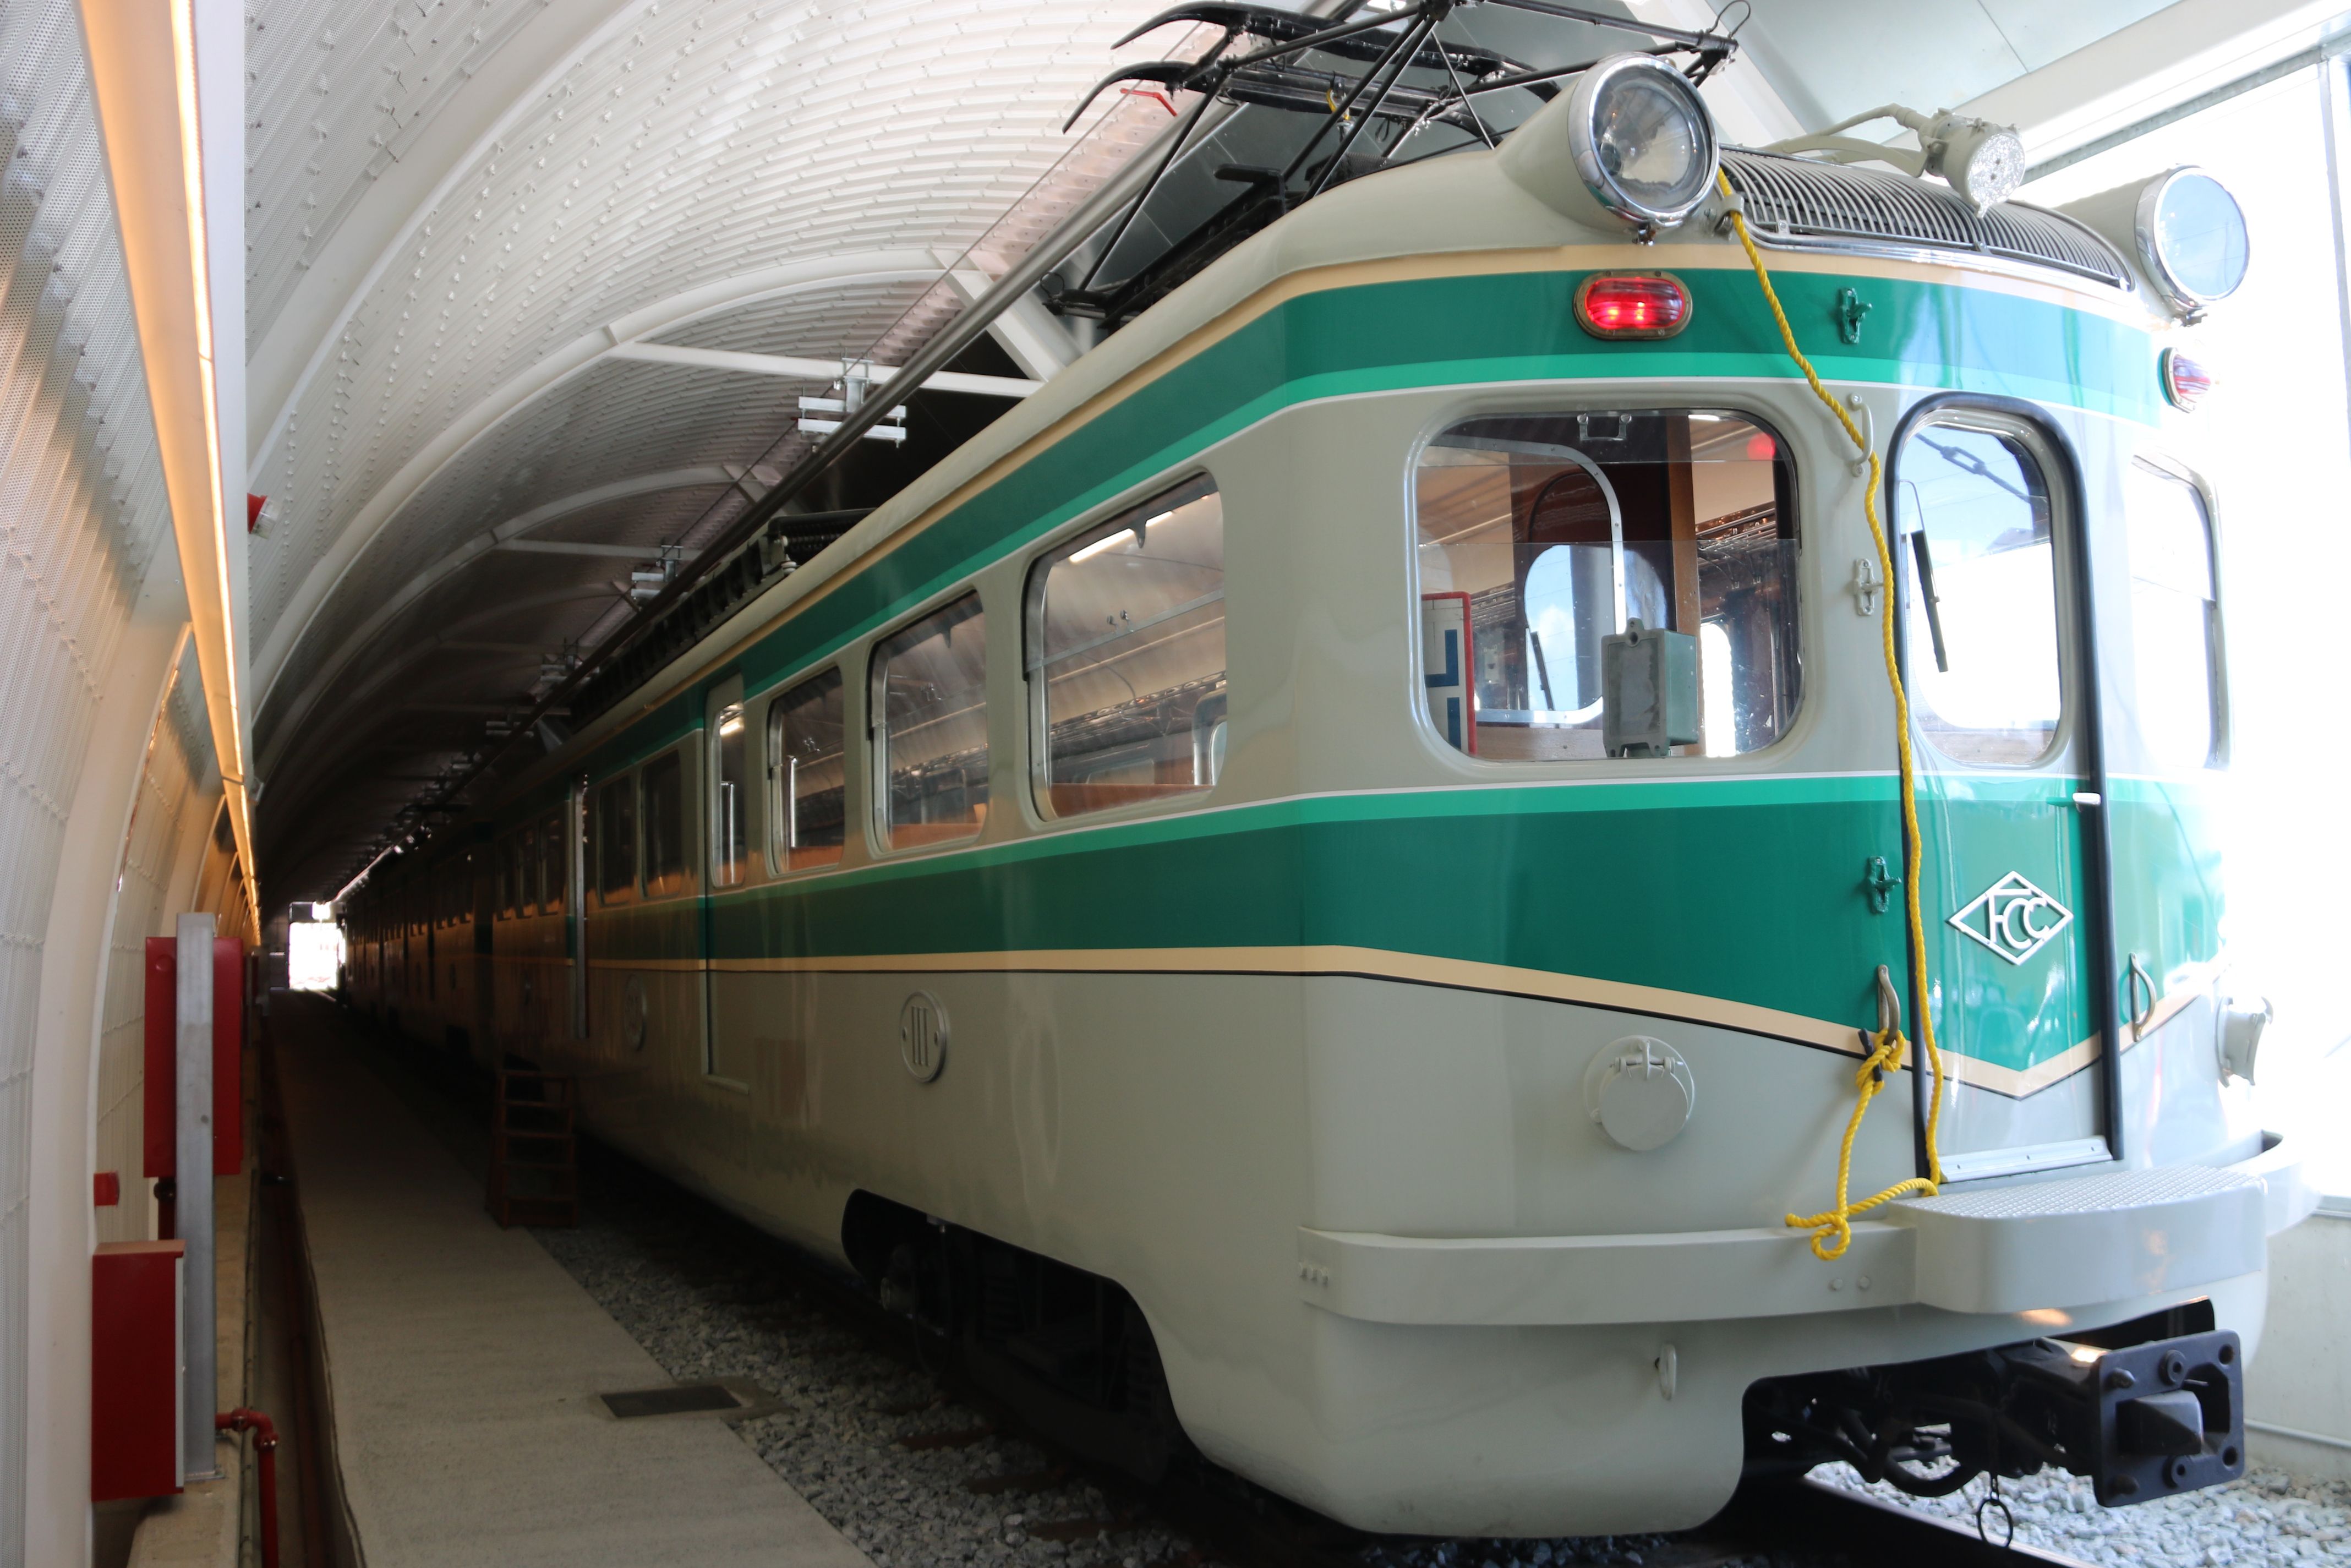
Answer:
[1948,871,2074,965]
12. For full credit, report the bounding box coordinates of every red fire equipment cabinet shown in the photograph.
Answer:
[91,1240,185,1501]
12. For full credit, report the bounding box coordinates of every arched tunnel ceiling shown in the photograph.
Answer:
[240,0,2323,900]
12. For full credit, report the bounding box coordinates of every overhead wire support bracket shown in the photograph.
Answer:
[1304,9,1442,195]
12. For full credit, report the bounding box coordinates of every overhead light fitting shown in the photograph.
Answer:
[1767,104,2025,213]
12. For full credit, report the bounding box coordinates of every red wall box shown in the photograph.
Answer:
[92,1240,184,1501]
[142,937,245,1179]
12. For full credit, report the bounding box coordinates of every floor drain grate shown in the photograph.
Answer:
[600,1384,744,1419]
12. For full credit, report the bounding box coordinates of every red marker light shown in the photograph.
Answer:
[1743,433,1777,461]
[2161,347,2213,411]
[1575,273,1692,340]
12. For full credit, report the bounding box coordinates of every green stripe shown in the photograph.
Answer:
[561,768,2214,1077]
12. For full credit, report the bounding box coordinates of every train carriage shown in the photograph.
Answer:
[342,45,2312,1537]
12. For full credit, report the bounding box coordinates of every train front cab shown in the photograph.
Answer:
[1246,360,2312,1531]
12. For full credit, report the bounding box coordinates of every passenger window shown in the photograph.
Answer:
[540,810,567,915]
[497,839,517,920]
[712,704,748,888]
[769,669,846,871]
[1415,411,1800,759]
[595,775,636,902]
[1896,422,2060,765]
[2124,462,2219,772]
[874,594,988,849]
[518,828,538,916]
[1028,478,1226,816]
[642,749,688,897]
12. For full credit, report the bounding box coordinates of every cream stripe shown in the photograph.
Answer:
[708,943,1863,1053]
[695,942,2209,1102]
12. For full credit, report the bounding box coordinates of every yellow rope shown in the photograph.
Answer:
[1714,169,1948,1260]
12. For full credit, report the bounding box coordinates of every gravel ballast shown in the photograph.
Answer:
[1818,1462,2351,1565]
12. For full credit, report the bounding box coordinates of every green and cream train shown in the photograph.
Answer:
[341,59,2315,1537]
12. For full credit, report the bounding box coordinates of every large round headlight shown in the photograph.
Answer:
[1566,55,1719,232]
[2135,167,2250,316]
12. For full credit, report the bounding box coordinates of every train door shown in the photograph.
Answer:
[567,778,588,1040]
[704,679,749,1086]
[1891,406,2111,1182]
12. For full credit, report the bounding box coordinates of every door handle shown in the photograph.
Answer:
[2124,954,2157,1042]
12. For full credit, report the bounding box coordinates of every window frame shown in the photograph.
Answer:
[868,589,991,857]
[2124,450,2229,771]
[540,808,569,915]
[1023,473,1227,826]
[1405,400,1808,769]
[763,661,849,878]
[639,743,694,900]
[1888,403,2085,772]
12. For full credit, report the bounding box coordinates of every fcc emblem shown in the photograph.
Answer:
[1949,872,2074,965]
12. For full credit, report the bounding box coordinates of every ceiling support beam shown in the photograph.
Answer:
[605,341,1042,398]
[252,252,945,710]
[495,539,706,561]
[254,465,750,780]
[932,251,1085,381]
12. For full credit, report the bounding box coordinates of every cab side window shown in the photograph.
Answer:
[1895,422,2060,766]
[1027,477,1226,816]
[1415,410,1800,760]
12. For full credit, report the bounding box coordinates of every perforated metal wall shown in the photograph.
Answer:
[0,4,177,1555]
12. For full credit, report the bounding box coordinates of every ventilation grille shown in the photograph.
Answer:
[1721,150,2130,290]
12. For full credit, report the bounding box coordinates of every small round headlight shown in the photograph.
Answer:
[2135,167,2250,317]
[1566,54,1720,232]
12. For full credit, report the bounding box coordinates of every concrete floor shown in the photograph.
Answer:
[271,997,873,1568]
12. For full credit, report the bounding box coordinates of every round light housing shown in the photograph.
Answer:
[1566,55,1720,232]
[2135,167,2250,317]
[1575,272,1692,339]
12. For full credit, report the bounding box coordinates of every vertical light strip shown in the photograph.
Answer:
[168,0,256,932]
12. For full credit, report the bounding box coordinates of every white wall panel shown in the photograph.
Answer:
[0,4,179,1560]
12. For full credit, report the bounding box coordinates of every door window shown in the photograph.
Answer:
[1028,478,1226,816]
[1895,423,2062,765]
[712,704,748,887]
[769,668,846,871]
[2124,462,2221,772]
[1414,410,1801,760]
[874,595,988,850]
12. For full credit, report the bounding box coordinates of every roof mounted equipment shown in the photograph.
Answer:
[1768,104,2026,213]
